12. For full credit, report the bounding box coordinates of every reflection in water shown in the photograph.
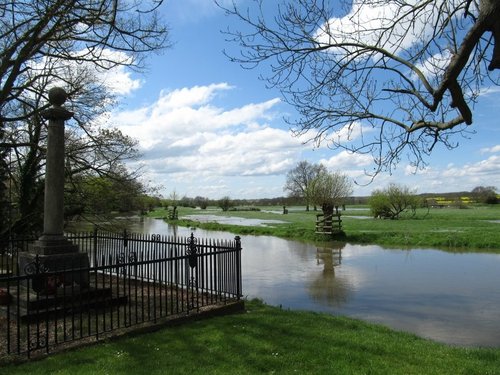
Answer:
[309,243,351,307]
[70,217,500,347]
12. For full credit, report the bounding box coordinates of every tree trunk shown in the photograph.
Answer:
[480,0,500,70]
[322,203,334,218]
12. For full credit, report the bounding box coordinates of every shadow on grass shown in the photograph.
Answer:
[4,299,500,375]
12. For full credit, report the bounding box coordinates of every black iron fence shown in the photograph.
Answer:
[0,231,242,360]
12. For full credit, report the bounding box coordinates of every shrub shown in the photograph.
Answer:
[369,183,419,219]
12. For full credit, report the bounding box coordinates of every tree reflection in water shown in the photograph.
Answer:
[309,242,351,307]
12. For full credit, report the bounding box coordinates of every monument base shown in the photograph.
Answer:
[19,250,90,294]
[31,236,80,255]
[9,285,128,323]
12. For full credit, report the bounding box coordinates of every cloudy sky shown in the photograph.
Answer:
[100,1,499,199]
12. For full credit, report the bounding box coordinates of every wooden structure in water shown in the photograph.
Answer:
[167,206,178,220]
[315,213,342,236]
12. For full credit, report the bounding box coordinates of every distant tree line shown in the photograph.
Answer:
[148,183,496,218]
[160,194,304,211]
[471,186,498,204]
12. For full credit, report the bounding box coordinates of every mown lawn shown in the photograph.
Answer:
[3,300,500,374]
[149,204,500,252]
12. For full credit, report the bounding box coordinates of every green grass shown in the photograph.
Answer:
[3,300,499,374]
[149,205,500,253]
[343,206,500,250]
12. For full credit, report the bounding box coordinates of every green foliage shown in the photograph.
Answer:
[6,116,45,237]
[194,196,209,209]
[309,170,353,215]
[369,183,419,219]
[369,191,391,218]
[178,195,196,208]
[218,196,233,212]
[139,195,161,212]
[472,186,498,204]
[66,173,146,215]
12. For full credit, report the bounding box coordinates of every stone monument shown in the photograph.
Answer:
[19,87,89,292]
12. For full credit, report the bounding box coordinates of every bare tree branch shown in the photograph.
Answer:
[218,0,499,174]
[0,0,170,127]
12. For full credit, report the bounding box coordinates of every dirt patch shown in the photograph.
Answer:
[0,272,242,363]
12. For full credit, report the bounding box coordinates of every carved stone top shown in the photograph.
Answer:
[48,87,68,107]
[42,87,73,121]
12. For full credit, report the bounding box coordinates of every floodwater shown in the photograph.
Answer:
[182,214,287,227]
[83,216,500,347]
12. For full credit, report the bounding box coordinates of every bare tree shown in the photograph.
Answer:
[168,189,180,207]
[4,62,143,237]
[7,118,141,236]
[309,170,353,217]
[0,0,169,128]
[284,160,327,210]
[0,0,170,237]
[218,0,500,174]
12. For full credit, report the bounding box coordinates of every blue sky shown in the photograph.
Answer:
[104,1,499,199]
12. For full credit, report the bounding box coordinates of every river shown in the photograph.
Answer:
[71,216,500,347]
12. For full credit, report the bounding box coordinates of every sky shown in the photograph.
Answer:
[101,1,499,200]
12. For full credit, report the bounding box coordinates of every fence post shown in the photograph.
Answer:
[235,236,242,300]
[123,229,128,248]
[93,226,98,267]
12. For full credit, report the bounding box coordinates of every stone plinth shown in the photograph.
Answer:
[18,251,90,294]
[31,236,79,255]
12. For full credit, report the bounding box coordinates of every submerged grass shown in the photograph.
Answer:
[3,300,500,374]
[149,205,500,253]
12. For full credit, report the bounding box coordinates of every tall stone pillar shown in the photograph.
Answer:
[19,87,89,292]
[39,87,74,246]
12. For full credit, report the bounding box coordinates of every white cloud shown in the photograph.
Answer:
[480,86,500,97]
[76,48,142,95]
[414,50,452,82]
[98,65,142,96]
[315,0,466,72]
[481,145,500,154]
[320,150,372,170]
[111,83,304,198]
[441,156,500,179]
[316,1,433,52]
[30,48,142,97]
[331,123,372,144]
[296,122,372,150]
[378,155,500,194]
[157,83,232,109]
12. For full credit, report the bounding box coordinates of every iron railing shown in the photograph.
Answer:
[0,231,242,360]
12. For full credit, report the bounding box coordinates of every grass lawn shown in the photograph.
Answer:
[3,300,500,374]
[148,204,500,253]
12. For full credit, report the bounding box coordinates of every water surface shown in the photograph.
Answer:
[183,214,287,227]
[83,217,500,347]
